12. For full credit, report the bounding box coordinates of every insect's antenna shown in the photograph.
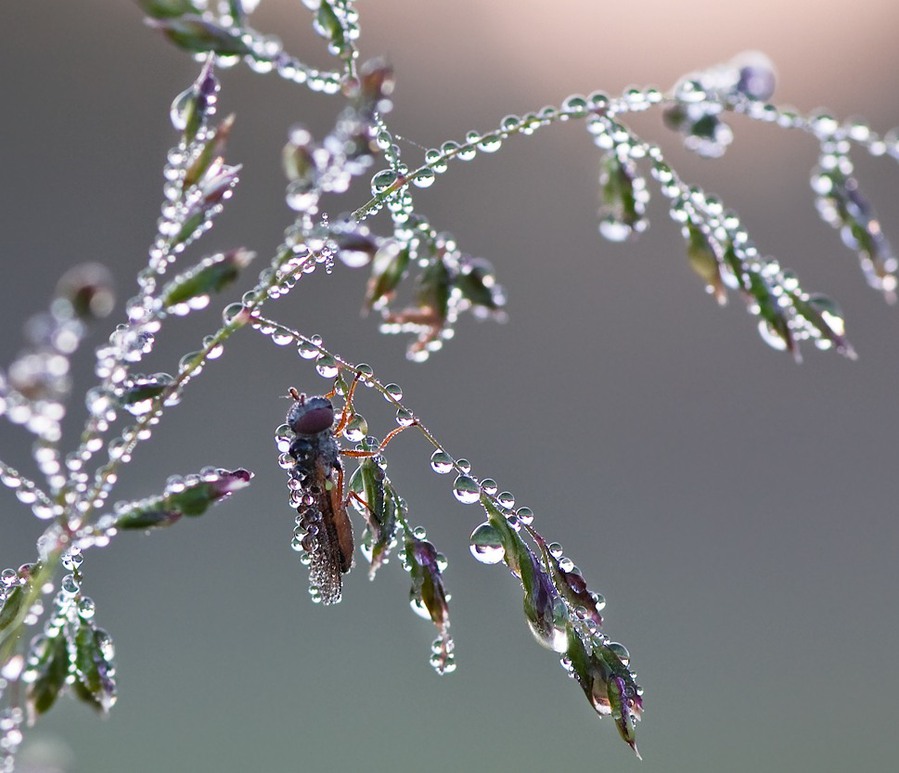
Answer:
[288,387,303,402]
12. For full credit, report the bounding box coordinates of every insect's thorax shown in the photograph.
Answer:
[289,430,341,485]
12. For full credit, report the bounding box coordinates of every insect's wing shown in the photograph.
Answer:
[293,454,354,606]
[296,491,347,605]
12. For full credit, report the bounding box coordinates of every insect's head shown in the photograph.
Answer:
[287,392,335,436]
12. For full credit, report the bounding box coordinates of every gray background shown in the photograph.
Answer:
[2,1,899,771]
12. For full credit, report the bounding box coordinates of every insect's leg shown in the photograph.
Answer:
[341,421,416,459]
[332,373,364,437]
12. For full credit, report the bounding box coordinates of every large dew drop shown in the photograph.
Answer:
[468,522,505,564]
[452,475,480,504]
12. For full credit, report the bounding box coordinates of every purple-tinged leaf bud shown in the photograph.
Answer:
[115,468,252,530]
[407,536,454,674]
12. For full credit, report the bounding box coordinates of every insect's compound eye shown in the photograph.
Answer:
[287,396,335,435]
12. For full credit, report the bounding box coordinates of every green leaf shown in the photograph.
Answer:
[0,586,24,633]
[161,249,254,309]
[135,0,202,19]
[27,634,70,717]
[73,623,117,713]
[146,16,253,57]
[365,243,410,310]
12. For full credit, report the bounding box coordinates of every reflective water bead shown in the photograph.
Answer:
[383,383,403,401]
[395,407,415,426]
[344,414,368,442]
[412,168,435,188]
[370,168,398,195]
[455,458,471,474]
[480,478,498,495]
[77,596,96,619]
[468,522,505,564]
[757,319,788,351]
[452,475,480,504]
[424,148,448,174]
[477,133,502,153]
[516,506,534,525]
[497,491,515,509]
[429,450,454,474]
[607,641,630,666]
[500,114,521,133]
[297,340,319,359]
[561,94,588,117]
[315,354,339,378]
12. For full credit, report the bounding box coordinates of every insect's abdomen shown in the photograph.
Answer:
[288,432,353,605]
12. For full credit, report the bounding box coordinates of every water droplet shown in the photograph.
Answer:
[516,507,534,525]
[370,168,397,194]
[395,407,415,426]
[430,450,454,474]
[383,383,403,401]
[410,596,431,619]
[497,491,515,508]
[297,340,319,359]
[757,319,788,351]
[455,458,471,474]
[424,148,448,174]
[469,522,505,564]
[477,133,502,153]
[480,478,498,495]
[599,217,635,242]
[548,542,563,558]
[169,87,193,131]
[315,354,339,378]
[77,596,96,619]
[60,574,79,596]
[344,414,368,442]
[561,94,588,116]
[412,168,436,188]
[607,641,630,666]
[501,115,521,133]
[452,475,480,504]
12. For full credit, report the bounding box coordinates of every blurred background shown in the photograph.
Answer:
[2,1,899,770]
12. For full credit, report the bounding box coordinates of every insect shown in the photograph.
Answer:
[285,388,355,605]
[284,382,415,605]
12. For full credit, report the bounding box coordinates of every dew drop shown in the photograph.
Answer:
[169,87,193,131]
[297,340,319,359]
[77,596,96,619]
[599,217,634,242]
[344,414,368,442]
[412,169,436,188]
[468,522,505,564]
[497,491,515,509]
[383,383,403,401]
[757,319,788,351]
[480,478,498,495]
[395,407,415,426]
[370,168,398,194]
[607,641,630,666]
[516,506,534,525]
[452,475,480,504]
[430,450,454,474]
[455,458,472,474]
[315,354,339,378]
